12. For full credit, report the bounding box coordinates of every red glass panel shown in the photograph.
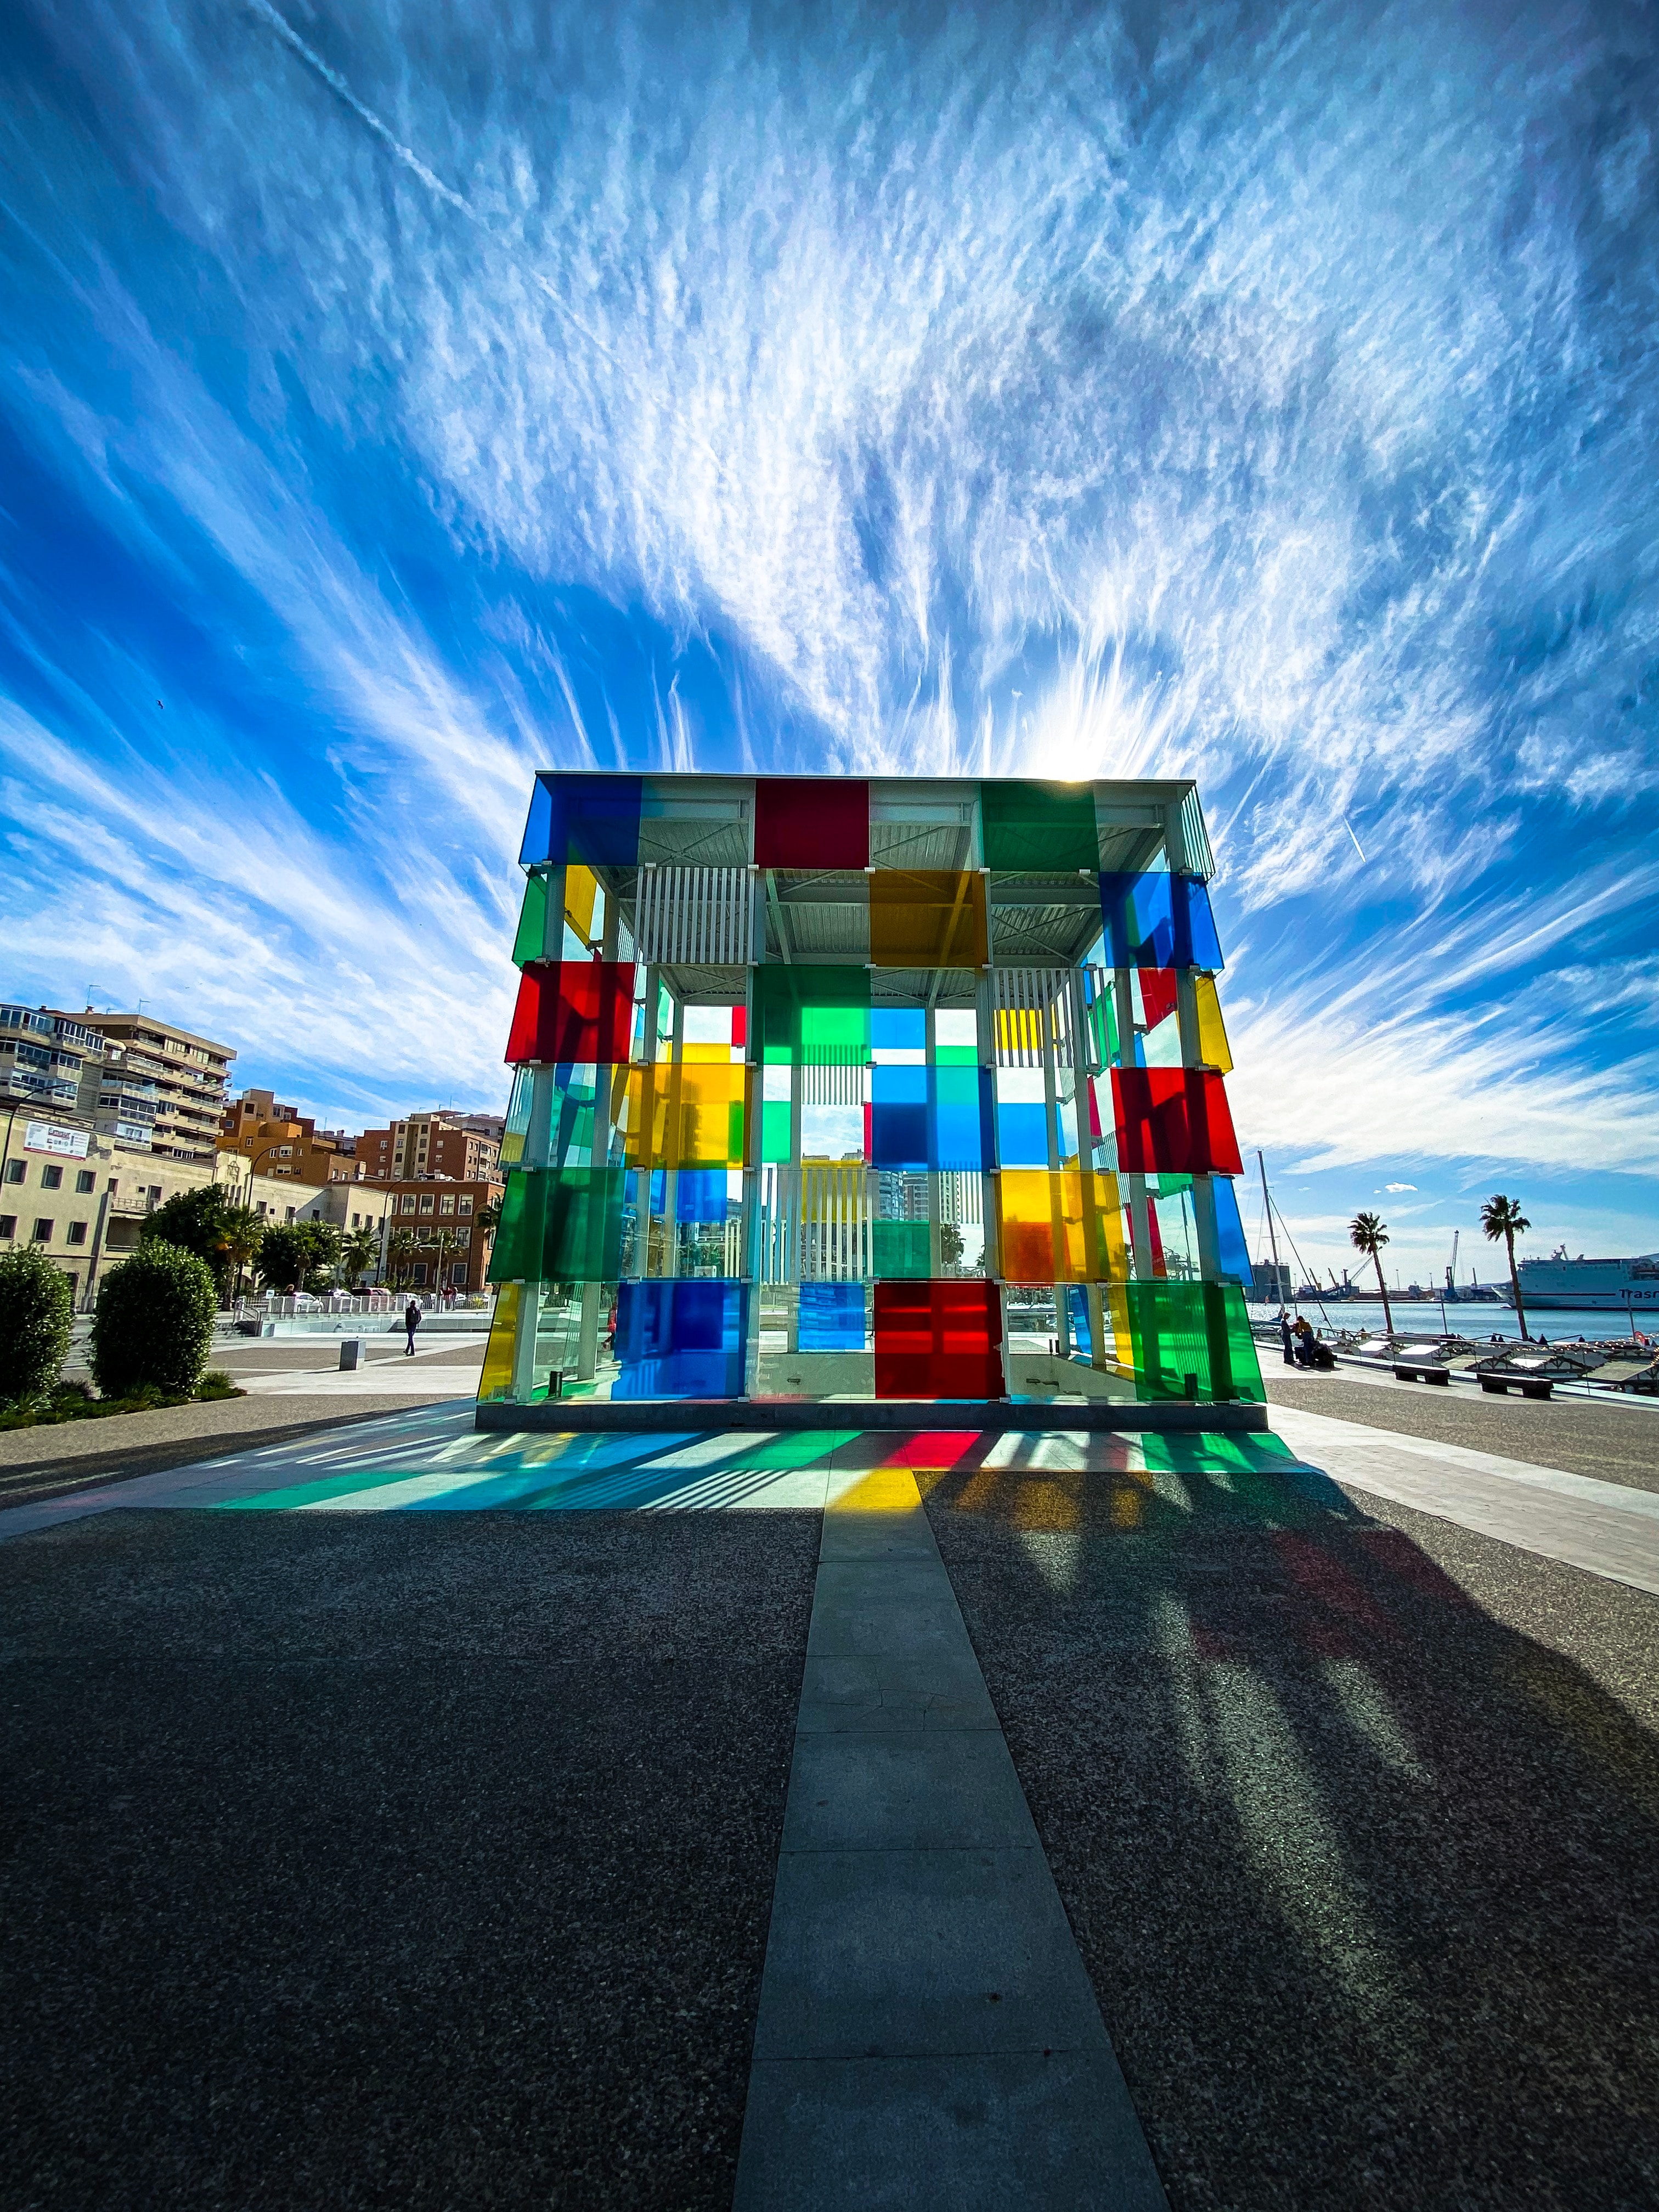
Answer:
[504,961,636,1065]
[873,1279,1005,1400]
[1110,1068,1243,1176]
[1138,968,1178,1031]
[754,777,870,869]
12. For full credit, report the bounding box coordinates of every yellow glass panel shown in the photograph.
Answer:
[1196,974,1232,1073]
[1104,1283,1136,1366]
[869,870,988,968]
[564,862,599,944]
[996,1169,1127,1285]
[996,1169,1058,1283]
[621,1063,747,1166]
[995,1006,1049,1057]
[478,1283,520,1402]
[682,1041,737,1064]
[1059,1168,1126,1283]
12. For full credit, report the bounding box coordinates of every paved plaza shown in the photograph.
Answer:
[2,1384,1656,2207]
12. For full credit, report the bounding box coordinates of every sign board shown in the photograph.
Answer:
[22,1121,91,1160]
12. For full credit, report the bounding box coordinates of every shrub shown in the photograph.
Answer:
[90,1241,217,1400]
[196,1369,241,1401]
[0,1246,73,1409]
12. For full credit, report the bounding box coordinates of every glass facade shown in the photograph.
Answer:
[481,772,1264,1408]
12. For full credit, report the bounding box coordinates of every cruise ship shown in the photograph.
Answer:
[1503,1247,1659,1312]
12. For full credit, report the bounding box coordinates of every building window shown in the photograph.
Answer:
[40,1165,63,1190]
[455,1227,470,1248]
[75,1169,94,1194]
[413,1262,428,1286]
[3,1160,22,1183]
[66,1221,88,1246]
[450,1262,466,1286]
[0,1216,14,1238]
[419,1194,435,1215]
[32,1219,52,1242]
[351,1213,360,1229]
[399,1193,417,1215]
[284,1207,295,1223]
[458,1195,473,1216]
[439,1194,455,1216]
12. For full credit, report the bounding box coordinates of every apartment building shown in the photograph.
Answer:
[0,1005,105,1116]
[356,1110,502,1185]
[376,1174,503,1293]
[218,1088,356,1188]
[77,1012,235,1164]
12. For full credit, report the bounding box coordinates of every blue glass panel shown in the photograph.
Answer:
[1212,1176,1254,1289]
[930,1064,990,1171]
[518,777,554,867]
[870,1063,928,1169]
[522,773,644,869]
[674,1168,730,1224]
[624,1167,667,1217]
[1098,872,1224,970]
[1066,1284,1093,1355]
[798,1282,865,1352]
[996,1101,1049,1167]
[871,1007,926,1054]
[612,1280,747,1398]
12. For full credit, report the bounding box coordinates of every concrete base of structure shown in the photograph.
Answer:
[474,1397,1270,1435]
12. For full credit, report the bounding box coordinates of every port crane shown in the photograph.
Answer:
[1445,1231,1460,1302]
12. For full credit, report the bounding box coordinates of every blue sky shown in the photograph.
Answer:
[2,0,1656,1286]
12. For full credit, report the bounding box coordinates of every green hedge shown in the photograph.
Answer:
[0,1246,73,1409]
[91,1240,217,1400]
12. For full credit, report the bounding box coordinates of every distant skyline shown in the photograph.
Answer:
[2,1,1655,1285]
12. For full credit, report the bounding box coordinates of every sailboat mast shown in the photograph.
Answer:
[1257,1149,1282,1282]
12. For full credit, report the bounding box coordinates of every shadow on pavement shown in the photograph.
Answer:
[921,1440,1659,2212]
[0,1509,820,2210]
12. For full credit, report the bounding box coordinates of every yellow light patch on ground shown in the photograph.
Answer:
[826,1465,925,1515]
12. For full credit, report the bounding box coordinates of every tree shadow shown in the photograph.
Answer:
[921,1440,1659,2211]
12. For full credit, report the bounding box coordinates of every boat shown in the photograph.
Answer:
[1501,1248,1659,1313]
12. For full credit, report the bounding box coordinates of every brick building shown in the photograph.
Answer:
[356,1110,501,1186]
[377,1174,503,1293]
[217,1089,356,1189]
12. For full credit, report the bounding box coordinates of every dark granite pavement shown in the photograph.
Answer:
[0,1510,819,2209]
[923,1451,1659,2212]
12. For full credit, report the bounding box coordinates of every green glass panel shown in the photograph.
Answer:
[981,780,1099,871]
[761,1099,792,1164]
[1122,1281,1263,1403]
[872,1220,931,1277]
[754,963,871,1065]
[511,872,549,966]
[543,1167,626,1280]
[485,1166,625,1284]
[487,1168,543,1282]
[933,1042,978,1066]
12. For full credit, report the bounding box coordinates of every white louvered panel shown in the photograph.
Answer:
[802,1063,866,1106]
[992,968,1073,1068]
[634,867,754,964]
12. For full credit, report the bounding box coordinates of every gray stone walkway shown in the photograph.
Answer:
[735,1457,1169,2210]
[1271,1404,1659,1596]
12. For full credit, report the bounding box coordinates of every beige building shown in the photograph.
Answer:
[77,1012,235,1164]
[0,1106,329,1310]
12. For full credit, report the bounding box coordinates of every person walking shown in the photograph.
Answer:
[404,1297,421,1357]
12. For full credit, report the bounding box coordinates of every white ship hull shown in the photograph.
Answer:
[1501,1255,1659,1311]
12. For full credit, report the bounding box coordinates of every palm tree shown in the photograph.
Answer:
[385,1229,418,1291]
[1481,1194,1532,1339]
[341,1227,380,1291]
[1349,1211,1395,1337]
[214,1205,265,1304]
